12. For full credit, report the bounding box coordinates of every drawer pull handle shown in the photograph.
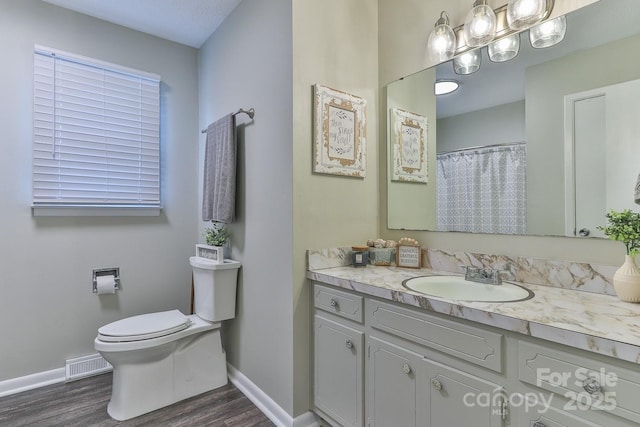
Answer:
[345,340,353,349]
[402,363,412,374]
[533,422,546,427]
[330,299,339,308]
[582,376,602,395]
[431,379,442,391]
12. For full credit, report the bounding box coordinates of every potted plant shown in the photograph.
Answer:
[597,209,640,302]
[198,222,230,264]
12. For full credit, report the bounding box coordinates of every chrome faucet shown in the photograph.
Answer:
[464,266,506,285]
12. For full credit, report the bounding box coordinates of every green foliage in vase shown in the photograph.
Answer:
[597,209,640,256]
[204,222,229,246]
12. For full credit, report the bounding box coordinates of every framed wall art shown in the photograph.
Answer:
[391,108,428,183]
[396,243,422,269]
[313,84,367,178]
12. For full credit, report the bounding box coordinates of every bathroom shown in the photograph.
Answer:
[0,0,636,426]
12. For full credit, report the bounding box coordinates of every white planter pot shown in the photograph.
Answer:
[613,254,640,303]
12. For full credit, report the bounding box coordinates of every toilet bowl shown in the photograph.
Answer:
[94,258,241,421]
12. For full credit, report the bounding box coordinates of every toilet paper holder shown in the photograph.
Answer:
[92,267,121,293]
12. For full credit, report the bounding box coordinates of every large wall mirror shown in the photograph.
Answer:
[387,0,640,238]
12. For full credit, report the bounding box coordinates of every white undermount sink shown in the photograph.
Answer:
[402,275,534,302]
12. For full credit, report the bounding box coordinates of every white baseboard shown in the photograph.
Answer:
[227,363,320,427]
[0,367,65,398]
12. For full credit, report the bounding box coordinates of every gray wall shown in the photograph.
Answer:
[437,100,525,153]
[0,0,200,381]
[198,0,295,415]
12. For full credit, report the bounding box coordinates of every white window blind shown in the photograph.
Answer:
[33,46,161,212]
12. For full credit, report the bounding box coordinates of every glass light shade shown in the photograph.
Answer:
[463,2,497,47]
[428,12,457,63]
[488,33,520,62]
[506,0,547,30]
[454,49,482,75]
[529,15,567,48]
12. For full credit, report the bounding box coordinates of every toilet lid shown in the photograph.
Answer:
[98,310,191,342]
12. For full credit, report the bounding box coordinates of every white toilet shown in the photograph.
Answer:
[94,257,241,421]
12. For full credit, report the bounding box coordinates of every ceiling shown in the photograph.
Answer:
[41,0,242,48]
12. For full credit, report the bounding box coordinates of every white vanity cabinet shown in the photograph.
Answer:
[312,280,640,427]
[313,284,364,427]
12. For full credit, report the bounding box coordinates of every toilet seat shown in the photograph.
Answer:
[98,310,191,342]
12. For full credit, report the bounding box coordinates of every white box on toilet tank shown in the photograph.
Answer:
[189,257,241,322]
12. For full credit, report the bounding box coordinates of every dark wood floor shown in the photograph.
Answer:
[0,373,274,426]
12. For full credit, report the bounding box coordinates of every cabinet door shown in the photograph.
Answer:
[425,358,504,427]
[367,336,426,427]
[314,315,364,427]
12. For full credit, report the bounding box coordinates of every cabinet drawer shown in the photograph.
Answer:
[367,299,503,372]
[517,397,601,427]
[314,283,363,323]
[519,340,640,424]
[426,358,504,426]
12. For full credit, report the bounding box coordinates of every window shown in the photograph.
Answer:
[33,46,160,216]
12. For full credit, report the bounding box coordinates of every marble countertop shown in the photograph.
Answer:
[307,265,640,365]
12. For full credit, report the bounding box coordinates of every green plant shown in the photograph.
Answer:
[204,222,229,246]
[597,209,640,256]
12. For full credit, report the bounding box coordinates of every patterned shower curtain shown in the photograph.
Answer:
[436,143,526,234]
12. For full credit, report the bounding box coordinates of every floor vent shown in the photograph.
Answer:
[65,354,112,382]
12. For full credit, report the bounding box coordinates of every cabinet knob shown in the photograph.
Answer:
[533,422,546,427]
[330,299,338,308]
[582,376,602,395]
[345,340,353,349]
[431,379,442,391]
[402,363,412,374]
[578,228,591,237]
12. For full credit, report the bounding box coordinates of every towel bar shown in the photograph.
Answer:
[201,108,255,133]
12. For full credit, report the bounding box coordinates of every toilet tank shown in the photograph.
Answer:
[189,257,241,322]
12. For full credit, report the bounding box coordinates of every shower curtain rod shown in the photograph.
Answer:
[201,108,255,133]
[436,141,525,156]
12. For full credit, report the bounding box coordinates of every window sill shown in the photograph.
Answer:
[32,205,162,217]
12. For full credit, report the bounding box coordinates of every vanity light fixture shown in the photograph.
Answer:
[463,0,497,47]
[506,0,548,30]
[426,0,557,72]
[488,33,520,62]
[454,49,482,75]
[434,80,460,95]
[529,15,566,48]
[427,11,457,63]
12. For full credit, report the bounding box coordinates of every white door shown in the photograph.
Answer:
[565,79,640,238]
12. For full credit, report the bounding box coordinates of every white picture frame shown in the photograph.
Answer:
[313,84,367,177]
[195,244,224,264]
[391,108,428,183]
[396,244,422,269]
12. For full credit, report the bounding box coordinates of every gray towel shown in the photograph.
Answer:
[202,114,236,223]
[636,173,640,205]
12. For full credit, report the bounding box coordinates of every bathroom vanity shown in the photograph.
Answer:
[308,260,640,427]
